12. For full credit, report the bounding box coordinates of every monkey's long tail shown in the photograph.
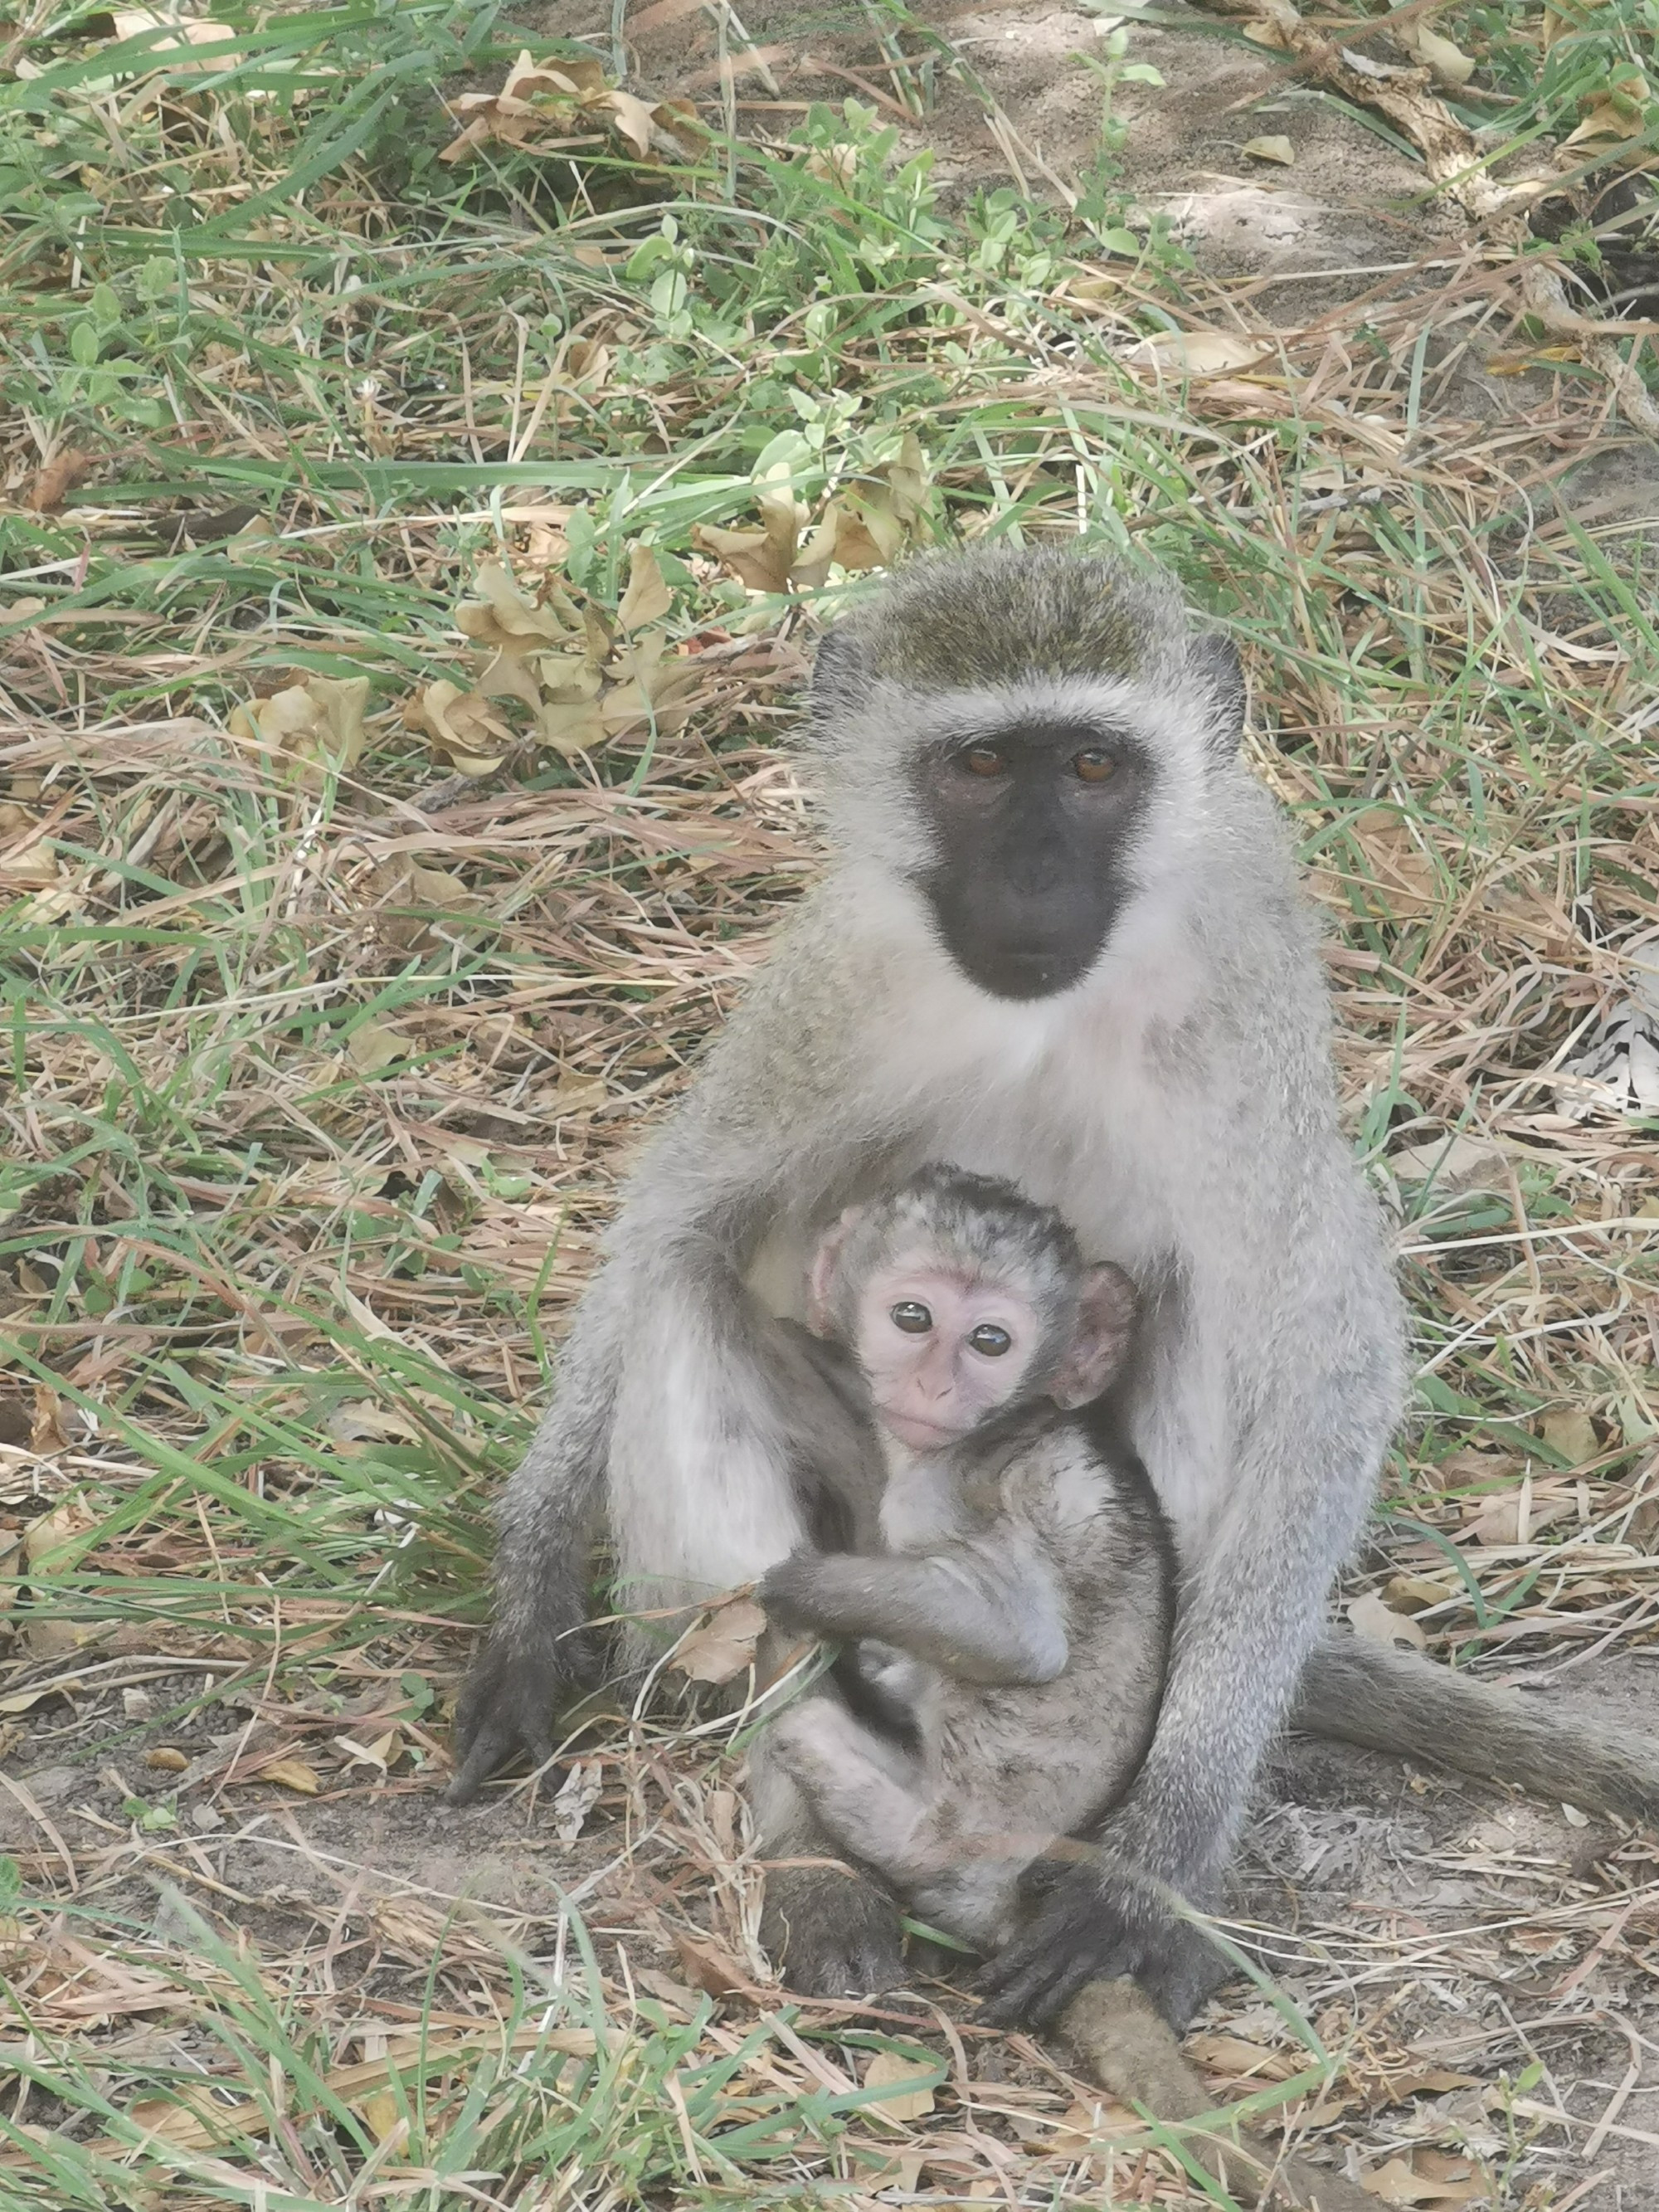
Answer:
[1060,1979,1375,2211]
[1293,1631,1659,1826]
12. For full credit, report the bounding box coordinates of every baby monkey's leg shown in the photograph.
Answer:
[766,1696,942,1885]
[769,1698,1034,1950]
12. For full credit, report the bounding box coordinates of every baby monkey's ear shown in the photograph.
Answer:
[1049,1263,1139,1409]
[806,1203,867,1337]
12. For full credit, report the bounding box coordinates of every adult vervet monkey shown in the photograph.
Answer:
[449,543,1659,2029]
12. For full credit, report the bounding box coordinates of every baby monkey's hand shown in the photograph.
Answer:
[757,1547,831,1635]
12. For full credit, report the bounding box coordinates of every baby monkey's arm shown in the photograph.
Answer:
[760,1542,1067,1686]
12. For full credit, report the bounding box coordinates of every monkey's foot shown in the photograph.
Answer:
[762,1863,906,2000]
[976,1858,1228,2033]
[446,1635,591,1805]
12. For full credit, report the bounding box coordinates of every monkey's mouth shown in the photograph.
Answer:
[880,1410,962,1451]
[968,944,1097,1001]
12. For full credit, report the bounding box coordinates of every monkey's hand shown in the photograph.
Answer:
[446,1631,596,1805]
[976,1848,1227,2034]
[757,1547,838,1639]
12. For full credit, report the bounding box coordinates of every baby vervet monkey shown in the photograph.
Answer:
[757,1166,1176,1949]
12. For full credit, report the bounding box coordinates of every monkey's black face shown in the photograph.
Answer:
[912,722,1147,1001]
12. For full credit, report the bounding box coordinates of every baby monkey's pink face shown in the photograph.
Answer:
[853,1250,1042,1452]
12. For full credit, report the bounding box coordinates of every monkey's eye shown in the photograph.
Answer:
[967,1323,1013,1357]
[1073,748,1117,783]
[890,1301,933,1334]
[961,745,1007,778]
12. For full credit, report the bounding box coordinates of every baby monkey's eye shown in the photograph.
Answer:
[1073,748,1117,783]
[962,745,1007,778]
[891,1301,933,1333]
[967,1323,1013,1357]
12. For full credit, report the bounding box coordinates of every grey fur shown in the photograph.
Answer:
[760,1178,1173,1949]
[1293,1633,1659,1826]
[450,539,1413,2018]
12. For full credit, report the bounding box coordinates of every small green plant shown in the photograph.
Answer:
[1070,23,1166,241]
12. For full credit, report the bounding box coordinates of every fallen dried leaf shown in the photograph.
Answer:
[552,1756,604,1841]
[22,1615,100,1656]
[603,87,659,160]
[439,50,611,162]
[805,142,859,188]
[0,812,62,890]
[1432,1449,1522,1493]
[251,1757,322,1795]
[1187,2032,1302,2083]
[671,1596,767,1684]
[32,1386,71,1454]
[1039,2095,1136,2153]
[1242,134,1295,164]
[345,1022,410,1075]
[635,1966,700,2014]
[618,542,673,630]
[538,695,610,757]
[1409,24,1477,86]
[364,860,483,953]
[23,1495,97,1570]
[1384,1572,1454,1613]
[1349,1588,1427,1652]
[1540,1408,1598,1466]
[672,1928,756,1997]
[327,1402,423,1448]
[336,1728,401,1770]
[1564,73,1652,159]
[360,2091,401,2143]
[404,680,514,777]
[1346,808,1440,921]
[227,675,370,791]
[1461,1488,1572,1547]
[110,9,233,68]
[693,493,803,595]
[27,448,96,513]
[1389,1130,1508,1190]
[0,1686,54,1715]
[1360,2150,1489,2204]
[1125,329,1278,378]
[863,2049,937,2123]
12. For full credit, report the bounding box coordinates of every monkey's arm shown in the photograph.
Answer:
[760,1542,1068,1686]
[763,1317,888,1554]
[449,926,910,1809]
[980,1153,1406,2030]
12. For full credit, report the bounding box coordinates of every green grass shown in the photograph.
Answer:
[2,0,1659,2204]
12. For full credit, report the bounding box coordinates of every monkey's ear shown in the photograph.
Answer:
[809,626,875,729]
[1188,631,1245,763]
[1051,1263,1138,1408]
[807,1204,866,1335]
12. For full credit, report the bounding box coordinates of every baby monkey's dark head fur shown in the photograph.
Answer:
[801,543,1245,1001]
[810,1164,1137,1454]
